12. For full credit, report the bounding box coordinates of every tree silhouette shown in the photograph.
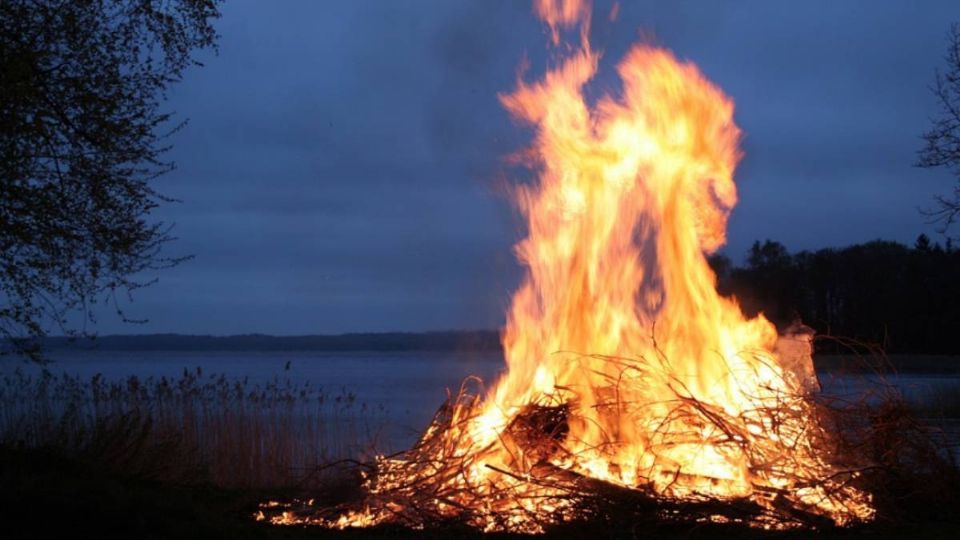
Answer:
[1,0,221,359]
[714,238,960,354]
[918,23,960,233]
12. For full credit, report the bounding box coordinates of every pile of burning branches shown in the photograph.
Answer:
[257,352,890,534]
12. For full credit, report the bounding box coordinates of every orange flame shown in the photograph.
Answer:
[466,4,871,522]
[264,1,873,532]
[535,0,590,45]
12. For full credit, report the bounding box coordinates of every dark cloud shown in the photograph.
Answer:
[91,0,959,334]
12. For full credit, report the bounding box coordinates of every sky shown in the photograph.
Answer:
[95,0,959,335]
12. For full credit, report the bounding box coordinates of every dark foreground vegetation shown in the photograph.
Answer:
[1,367,959,539]
[1,442,957,540]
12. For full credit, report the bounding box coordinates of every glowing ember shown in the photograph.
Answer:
[262,0,874,532]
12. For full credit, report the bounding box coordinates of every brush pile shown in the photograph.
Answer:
[256,356,931,533]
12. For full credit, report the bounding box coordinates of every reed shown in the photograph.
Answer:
[0,367,386,489]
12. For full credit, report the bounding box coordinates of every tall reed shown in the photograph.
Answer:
[0,367,386,488]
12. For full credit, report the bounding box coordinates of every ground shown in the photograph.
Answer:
[1,446,956,540]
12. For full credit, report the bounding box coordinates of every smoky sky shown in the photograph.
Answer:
[94,0,958,335]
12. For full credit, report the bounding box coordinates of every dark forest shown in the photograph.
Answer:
[711,235,960,354]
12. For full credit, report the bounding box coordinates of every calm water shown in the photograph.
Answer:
[6,349,959,449]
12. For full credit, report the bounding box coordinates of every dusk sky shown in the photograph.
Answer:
[97,0,958,335]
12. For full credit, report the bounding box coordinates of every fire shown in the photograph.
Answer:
[262,0,874,531]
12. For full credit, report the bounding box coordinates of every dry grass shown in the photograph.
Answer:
[0,367,387,489]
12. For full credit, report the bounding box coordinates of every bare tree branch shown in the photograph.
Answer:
[918,23,960,234]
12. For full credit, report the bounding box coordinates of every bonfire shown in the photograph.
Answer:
[260,0,877,532]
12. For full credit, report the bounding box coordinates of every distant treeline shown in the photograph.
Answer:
[43,331,502,353]
[34,236,960,355]
[710,235,960,354]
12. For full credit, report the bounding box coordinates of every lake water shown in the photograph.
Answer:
[6,349,960,451]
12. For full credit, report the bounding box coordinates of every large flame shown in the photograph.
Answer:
[263,0,873,531]
[491,8,785,498]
